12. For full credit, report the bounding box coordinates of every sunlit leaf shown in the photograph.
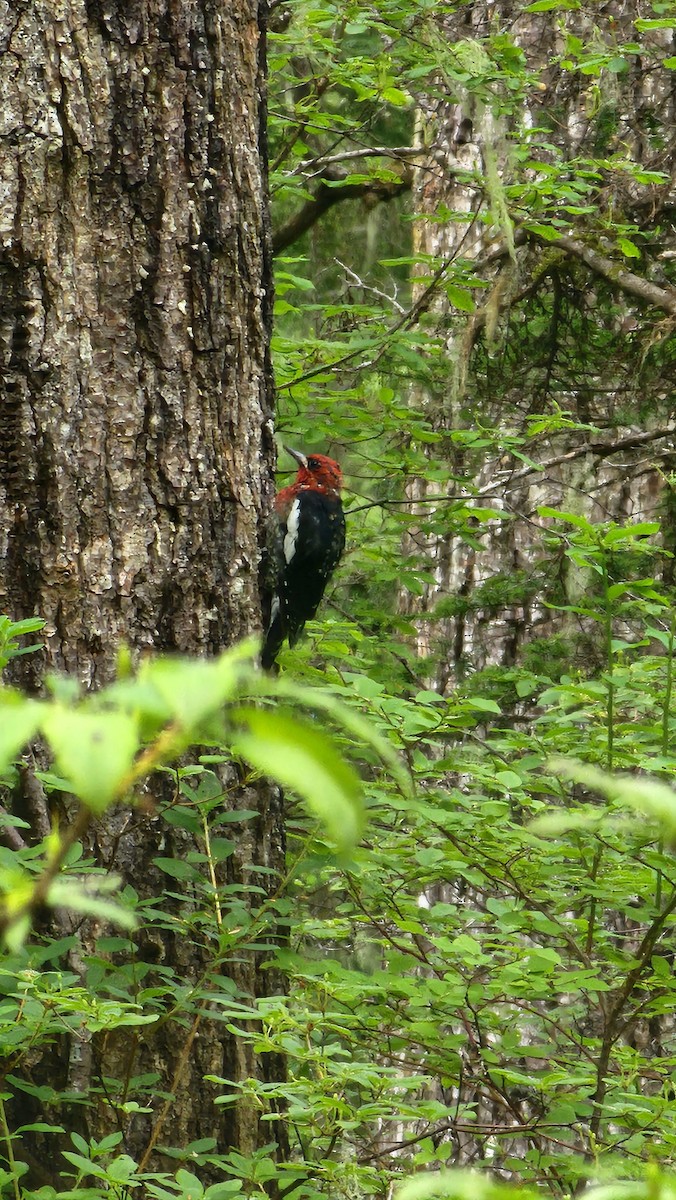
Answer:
[232,708,363,849]
[41,709,140,813]
[0,695,42,774]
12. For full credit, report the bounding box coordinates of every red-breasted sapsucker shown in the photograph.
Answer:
[261,447,346,670]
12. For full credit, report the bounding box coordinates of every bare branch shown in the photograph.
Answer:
[0,804,27,852]
[297,146,429,175]
[334,257,406,313]
[478,426,676,495]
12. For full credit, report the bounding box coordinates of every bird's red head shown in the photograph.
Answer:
[285,447,343,497]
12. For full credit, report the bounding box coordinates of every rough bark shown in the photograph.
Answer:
[0,0,275,682]
[0,0,283,1183]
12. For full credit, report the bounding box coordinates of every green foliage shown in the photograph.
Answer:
[0,642,390,949]
[3,522,665,1197]
[0,617,45,672]
[0,637,406,1196]
[251,518,676,1198]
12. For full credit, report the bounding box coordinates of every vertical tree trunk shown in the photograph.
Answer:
[0,0,275,677]
[0,0,282,1183]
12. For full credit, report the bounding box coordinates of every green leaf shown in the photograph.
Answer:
[551,759,676,835]
[41,709,139,813]
[635,17,676,29]
[537,507,593,531]
[525,221,564,241]
[445,285,475,313]
[255,675,412,798]
[46,879,137,929]
[175,1168,205,1197]
[602,521,660,544]
[397,1169,539,1200]
[466,697,501,714]
[16,1122,66,1134]
[61,1151,109,1179]
[618,236,640,258]
[382,86,410,106]
[154,857,201,881]
[495,770,522,789]
[530,810,605,837]
[515,678,538,698]
[141,651,246,728]
[231,709,363,850]
[106,1155,137,1183]
[0,695,42,773]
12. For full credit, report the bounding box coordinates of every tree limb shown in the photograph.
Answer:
[0,804,27,852]
[298,145,425,171]
[527,229,676,317]
[478,426,676,496]
[273,173,411,254]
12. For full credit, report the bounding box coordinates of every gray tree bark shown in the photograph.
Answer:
[0,0,283,1184]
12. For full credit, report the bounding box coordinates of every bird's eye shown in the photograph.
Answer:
[307,457,320,470]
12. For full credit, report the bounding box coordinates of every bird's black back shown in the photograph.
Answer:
[282,490,345,646]
[262,488,346,669]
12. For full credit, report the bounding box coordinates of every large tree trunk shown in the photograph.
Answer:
[1,0,275,675]
[0,0,282,1184]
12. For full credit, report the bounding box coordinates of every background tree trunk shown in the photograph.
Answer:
[404,0,675,688]
[395,0,676,1169]
[0,0,282,1183]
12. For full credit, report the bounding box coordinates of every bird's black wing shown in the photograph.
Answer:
[281,492,345,646]
[262,491,345,668]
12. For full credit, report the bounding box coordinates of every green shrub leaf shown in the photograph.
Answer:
[232,708,363,849]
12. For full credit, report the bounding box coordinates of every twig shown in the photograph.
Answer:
[137,1005,206,1172]
[0,805,92,940]
[297,145,426,171]
[334,258,406,313]
[477,426,676,495]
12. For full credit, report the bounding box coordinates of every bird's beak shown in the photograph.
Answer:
[284,446,307,468]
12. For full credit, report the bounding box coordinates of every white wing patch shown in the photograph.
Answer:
[283,497,301,564]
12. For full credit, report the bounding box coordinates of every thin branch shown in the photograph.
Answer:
[0,804,27,852]
[345,427,675,514]
[0,805,92,940]
[18,761,51,839]
[297,144,426,171]
[477,426,676,495]
[334,257,406,313]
